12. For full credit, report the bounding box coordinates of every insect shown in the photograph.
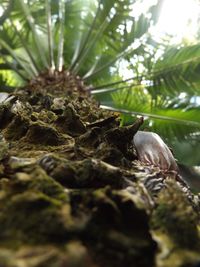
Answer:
[133,131,178,173]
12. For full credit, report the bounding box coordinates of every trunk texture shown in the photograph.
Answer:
[0,72,199,267]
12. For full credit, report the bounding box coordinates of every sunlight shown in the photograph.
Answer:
[120,0,200,80]
[0,6,3,17]
[155,0,200,43]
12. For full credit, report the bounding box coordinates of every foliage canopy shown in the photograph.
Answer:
[0,0,200,165]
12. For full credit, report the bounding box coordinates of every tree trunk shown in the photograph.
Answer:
[0,72,199,267]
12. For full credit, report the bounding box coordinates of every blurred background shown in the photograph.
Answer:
[0,0,200,188]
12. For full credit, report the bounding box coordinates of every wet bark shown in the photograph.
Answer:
[0,76,200,267]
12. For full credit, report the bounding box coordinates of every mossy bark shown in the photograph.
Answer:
[0,76,200,267]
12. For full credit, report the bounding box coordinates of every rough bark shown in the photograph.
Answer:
[0,73,200,267]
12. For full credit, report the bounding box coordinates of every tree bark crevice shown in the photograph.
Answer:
[0,81,199,267]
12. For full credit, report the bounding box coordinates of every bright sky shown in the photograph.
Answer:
[120,0,200,79]
[0,0,199,43]
[155,0,200,43]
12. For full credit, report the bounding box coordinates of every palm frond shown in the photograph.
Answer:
[150,44,200,97]
[101,103,200,128]
[0,0,200,166]
[46,0,55,73]
[57,0,65,71]
[83,0,162,81]
[0,40,35,78]
[0,53,29,82]
[111,87,200,140]
[70,0,102,70]
[19,0,49,69]
[0,0,13,25]
[7,18,39,75]
[73,11,111,74]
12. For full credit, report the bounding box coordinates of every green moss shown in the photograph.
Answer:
[0,191,71,246]
[4,161,68,201]
[55,104,86,136]
[73,187,157,267]
[4,115,29,140]
[48,158,124,188]
[0,84,200,267]
[25,122,66,145]
[151,179,199,249]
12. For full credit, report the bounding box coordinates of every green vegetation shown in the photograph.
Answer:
[0,0,200,164]
[0,2,200,266]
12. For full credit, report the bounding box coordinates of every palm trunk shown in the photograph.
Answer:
[0,71,199,267]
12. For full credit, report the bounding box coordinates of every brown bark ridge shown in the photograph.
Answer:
[0,71,200,267]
